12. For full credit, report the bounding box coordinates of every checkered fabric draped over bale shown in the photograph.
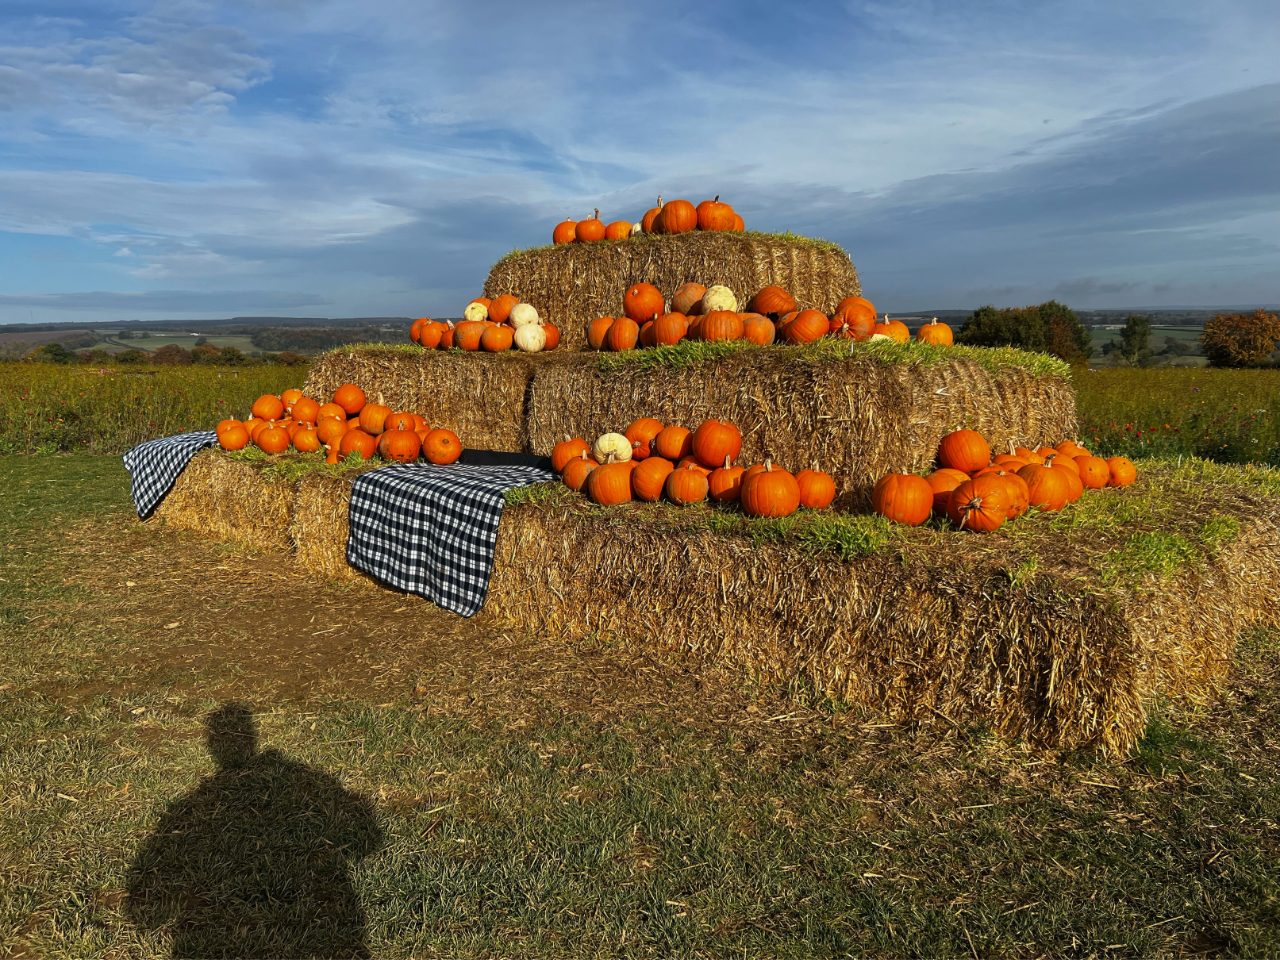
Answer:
[345,463,555,616]
[122,431,219,518]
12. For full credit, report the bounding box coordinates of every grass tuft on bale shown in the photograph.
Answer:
[485,231,861,351]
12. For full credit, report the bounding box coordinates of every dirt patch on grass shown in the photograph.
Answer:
[34,514,851,757]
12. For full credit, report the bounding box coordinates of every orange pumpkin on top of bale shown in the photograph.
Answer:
[216,383,464,467]
[555,416,832,519]
[409,298,560,353]
[870,428,1139,532]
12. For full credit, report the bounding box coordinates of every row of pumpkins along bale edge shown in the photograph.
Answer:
[406,281,953,354]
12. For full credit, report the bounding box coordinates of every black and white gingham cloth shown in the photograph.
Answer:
[346,462,555,617]
[122,430,219,518]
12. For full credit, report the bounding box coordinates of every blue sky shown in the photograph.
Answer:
[1,0,1277,323]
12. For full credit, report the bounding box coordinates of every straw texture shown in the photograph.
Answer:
[154,450,296,551]
[485,232,860,351]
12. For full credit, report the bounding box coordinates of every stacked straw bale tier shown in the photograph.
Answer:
[158,451,1280,756]
[483,232,860,351]
[304,347,1078,507]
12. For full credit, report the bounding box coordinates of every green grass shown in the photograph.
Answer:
[0,362,308,455]
[4,454,1280,957]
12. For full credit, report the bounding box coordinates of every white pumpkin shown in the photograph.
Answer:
[463,300,489,323]
[700,284,737,313]
[869,333,894,342]
[513,323,546,353]
[592,432,632,463]
[629,221,642,236]
[509,303,542,328]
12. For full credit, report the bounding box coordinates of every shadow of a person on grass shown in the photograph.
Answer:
[125,703,384,959]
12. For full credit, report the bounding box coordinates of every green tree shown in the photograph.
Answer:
[1202,309,1280,367]
[28,342,76,364]
[151,344,192,365]
[115,349,148,364]
[957,300,1091,362]
[1117,314,1151,365]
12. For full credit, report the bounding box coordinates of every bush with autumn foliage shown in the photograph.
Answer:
[1201,308,1280,368]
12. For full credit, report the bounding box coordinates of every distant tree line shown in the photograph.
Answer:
[21,343,308,366]
[249,325,402,352]
[956,300,1092,363]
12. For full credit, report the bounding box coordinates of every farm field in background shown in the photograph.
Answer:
[3,360,1279,465]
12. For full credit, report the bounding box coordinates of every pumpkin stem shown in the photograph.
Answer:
[593,208,600,220]
[713,195,720,203]
[764,458,773,473]
[723,455,732,469]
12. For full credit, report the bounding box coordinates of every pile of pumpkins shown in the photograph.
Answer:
[872,429,1139,533]
[552,417,834,518]
[215,383,463,466]
[408,294,561,353]
[587,283,953,350]
[552,196,745,245]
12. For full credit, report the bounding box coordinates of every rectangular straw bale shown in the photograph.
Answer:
[486,503,1144,753]
[154,451,295,551]
[305,349,535,452]
[291,473,365,582]
[485,232,861,351]
[526,352,1078,506]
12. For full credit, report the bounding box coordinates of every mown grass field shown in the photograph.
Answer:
[3,454,1280,957]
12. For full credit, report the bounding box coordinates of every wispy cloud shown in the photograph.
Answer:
[1,0,1278,321]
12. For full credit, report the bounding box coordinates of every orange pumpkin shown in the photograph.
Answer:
[586,456,633,505]
[218,423,249,451]
[625,418,665,460]
[1107,457,1138,487]
[937,430,991,473]
[292,426,321,454]
[561,451,598,492]
[481,325,515,352]
[638,321,657,348]
[652,312,689,346]
[316,418,348,447]
[606,316,640,351]
[946,476,1010,532]
[671,283,706,315]
[280,388,303,411]
[834,296,877,329]
[552,219,577,244]
[873,317,910,343]
[586,316,615,350]
[1075,455,1111,489]
[699,310,744,343]
[742,314,776,345]
[916,318,954,346]
[740,460,801,518]
[488,293,519,324]
[290,396,320,425]
[542,323,561,350]
[251,394,284,421]
[708,457,746,502]
[380,429,421,463]
[333,383,366,415]
[640,196,664,233]
[384,411,415,433]
[410,317,429,344]
[339,428,377,460]
[1018,460,1072,512]
[796,468,836,509]
[423,428,462,465]
[695,195,736,232]
[359,401,392,435]
[605,220,632,240]
[664,464,710,505]
[782,309,829,345]
[655,198,696,234]
[653,425,692,462]
[925,468,971,517]
[453,321,487,351]
[551,436,590,473]
[623,283,665,323]
[748,285,797,317]
[631,456,675,502]
[691,418,741,469]
[575,209,606,243]
[872,473,933,526]
[255,424,290,455]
